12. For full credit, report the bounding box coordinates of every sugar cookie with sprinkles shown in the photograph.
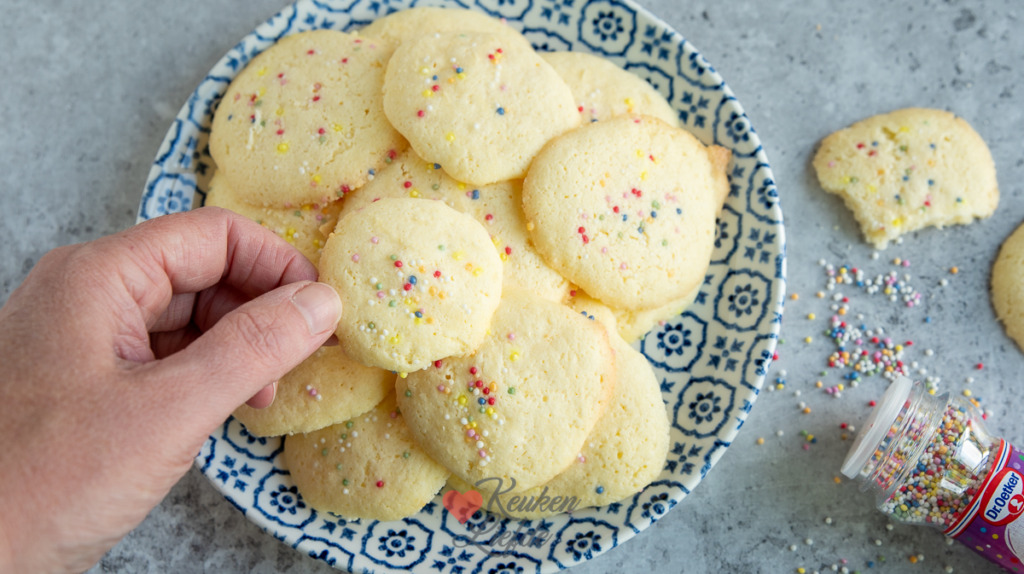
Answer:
[318,197,503,373]
[523,114,724,311]
[204,170,342,263]
[540,51,680,126]
[382,31,579,186]
[812,107,999,249]
[449,296,669,518]
[340,149,571,302]
[396,289,616,493]
[285,392,450,521]
[232,346,395,437]
[209,29,406,207]
[991,220,1024,352]
[358,6,530,47]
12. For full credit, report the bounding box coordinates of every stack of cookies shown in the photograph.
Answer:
[206,7,729,521]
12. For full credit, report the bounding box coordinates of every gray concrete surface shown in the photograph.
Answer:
[1,1,1021,572]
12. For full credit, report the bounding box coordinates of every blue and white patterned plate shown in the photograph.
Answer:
[139,0,785,571]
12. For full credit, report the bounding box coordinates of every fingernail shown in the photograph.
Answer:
[292,282,342,336]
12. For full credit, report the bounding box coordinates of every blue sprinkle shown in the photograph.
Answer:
[595,486,605,494]
[432,75,438,81]
[434,163,441,170]
[227,114,233,121]
[902,175,909,181]
[478,398,486,405]
[676,208,683,215]
[496,107,505,115]
[867,561,874,568]
[590,118,598,122]
[637,226,645,234]
[928,179,934,186]
[622,214,628,222]
[651,211,658,218]
[455,67,463,73]
[409,275,417,285]
[415,311,423,318]
[368,169,376,176]
[925,316,932,323]
[872,141,878,146]
[471,189,480,200]
[930,142,936,149]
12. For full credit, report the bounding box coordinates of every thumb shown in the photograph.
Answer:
[155,281,342,426]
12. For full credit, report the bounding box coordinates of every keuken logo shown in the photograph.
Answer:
[442,477,581,553]
[982,469,1024,526]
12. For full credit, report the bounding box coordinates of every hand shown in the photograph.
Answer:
[0,207,342,573]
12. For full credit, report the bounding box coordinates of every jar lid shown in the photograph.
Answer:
[841,375,914,479]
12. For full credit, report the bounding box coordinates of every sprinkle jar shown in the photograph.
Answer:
[843,376,1024,571]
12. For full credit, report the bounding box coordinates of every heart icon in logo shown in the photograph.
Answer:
[442,489,483,524]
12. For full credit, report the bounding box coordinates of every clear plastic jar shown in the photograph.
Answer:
[843,376,1024,570]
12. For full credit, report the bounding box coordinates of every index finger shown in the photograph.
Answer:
[92,206,318,329]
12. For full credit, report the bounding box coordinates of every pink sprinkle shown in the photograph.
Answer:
[601,247,608,254]
[308,388,318,396]
[437,385,446,392]
[389,411,398,418]
[377,291,385,299]
[507,333,515,341]
[351,254,360,262]
[802,444,810,451]
[478,449,488,458]
[370,236,379,244]
[577,454,586,463]
[620,263,628,270]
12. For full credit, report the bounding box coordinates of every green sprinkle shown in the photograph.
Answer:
[661,239,668,247]
[390,254,398,261]
[340,433,347,440]
[389,300,397,307]
[321,449,328,456]
[335,464,343,471]
[342,478,350,486]
[368,322,376,330]
[652,200,661,209]
[405,390,412,397]
[432,184,440,190]
[319,135,327,144]
[508,387,516,395]
[293,210,302,218]
[438,244,445,251]
[402,451,411,459]
[345,421,354,429]
[375,282,384,289]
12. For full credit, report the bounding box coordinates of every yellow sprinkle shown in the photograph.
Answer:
[963,389,973,397]
[837,384,844,391]
[312,239,321,248]
[640,171,648,181]
[389,334,401,344]
[332,123,344,132]
[492,236,501,246]
[509,352,519,362]
[422,89,433,98]
[398,372,408,379]
[456,72,466,80]
[816,291,825,298]
[867,184,877,193]
[469,421,477,428]
[486,407,495,416]
[950,266,959,274]
[804,337,812,343]
[805,434,814,442]
[899,125,910,133]
[802,407,811,414]
[807,313,816,320]
[526,221,535,231]
[257,66,268,76]
[446,132,456,142]
[833,476,841,484]
[452,251,465,261]
[892,217,903,227]
[311,174,322,185]
[458,395,468,406]
[625,97,635,111]
[790,294,799,300]
[908,555,917,564]
[838,308,847,316]
[472,268,483,277]
[258,87,266,97]
[635,149,644,158]
[815,381,823,388]
[775,383,784,390]
[275,106,285,116]
[756,437,765,445]
[797,569,806,574]
[276,142,290,153]
[419,67,430,75]
[409,189,420,198]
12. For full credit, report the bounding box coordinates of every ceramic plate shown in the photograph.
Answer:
[139,0,785,571]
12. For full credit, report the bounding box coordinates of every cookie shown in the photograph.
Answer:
[204,170,342,263]
[318,197,503,373]
[991,221,1024,352]
[340,149,570,302]
[540,51,679,126]
[359,6,528,46]
[395,290,616,493]
[232,346,394,437]
[812,108,999,249]
[523,114,723,311]
[285,393,450,521]
[449,294,668,518]
[209,29,406,207]
[382,31,579,186]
